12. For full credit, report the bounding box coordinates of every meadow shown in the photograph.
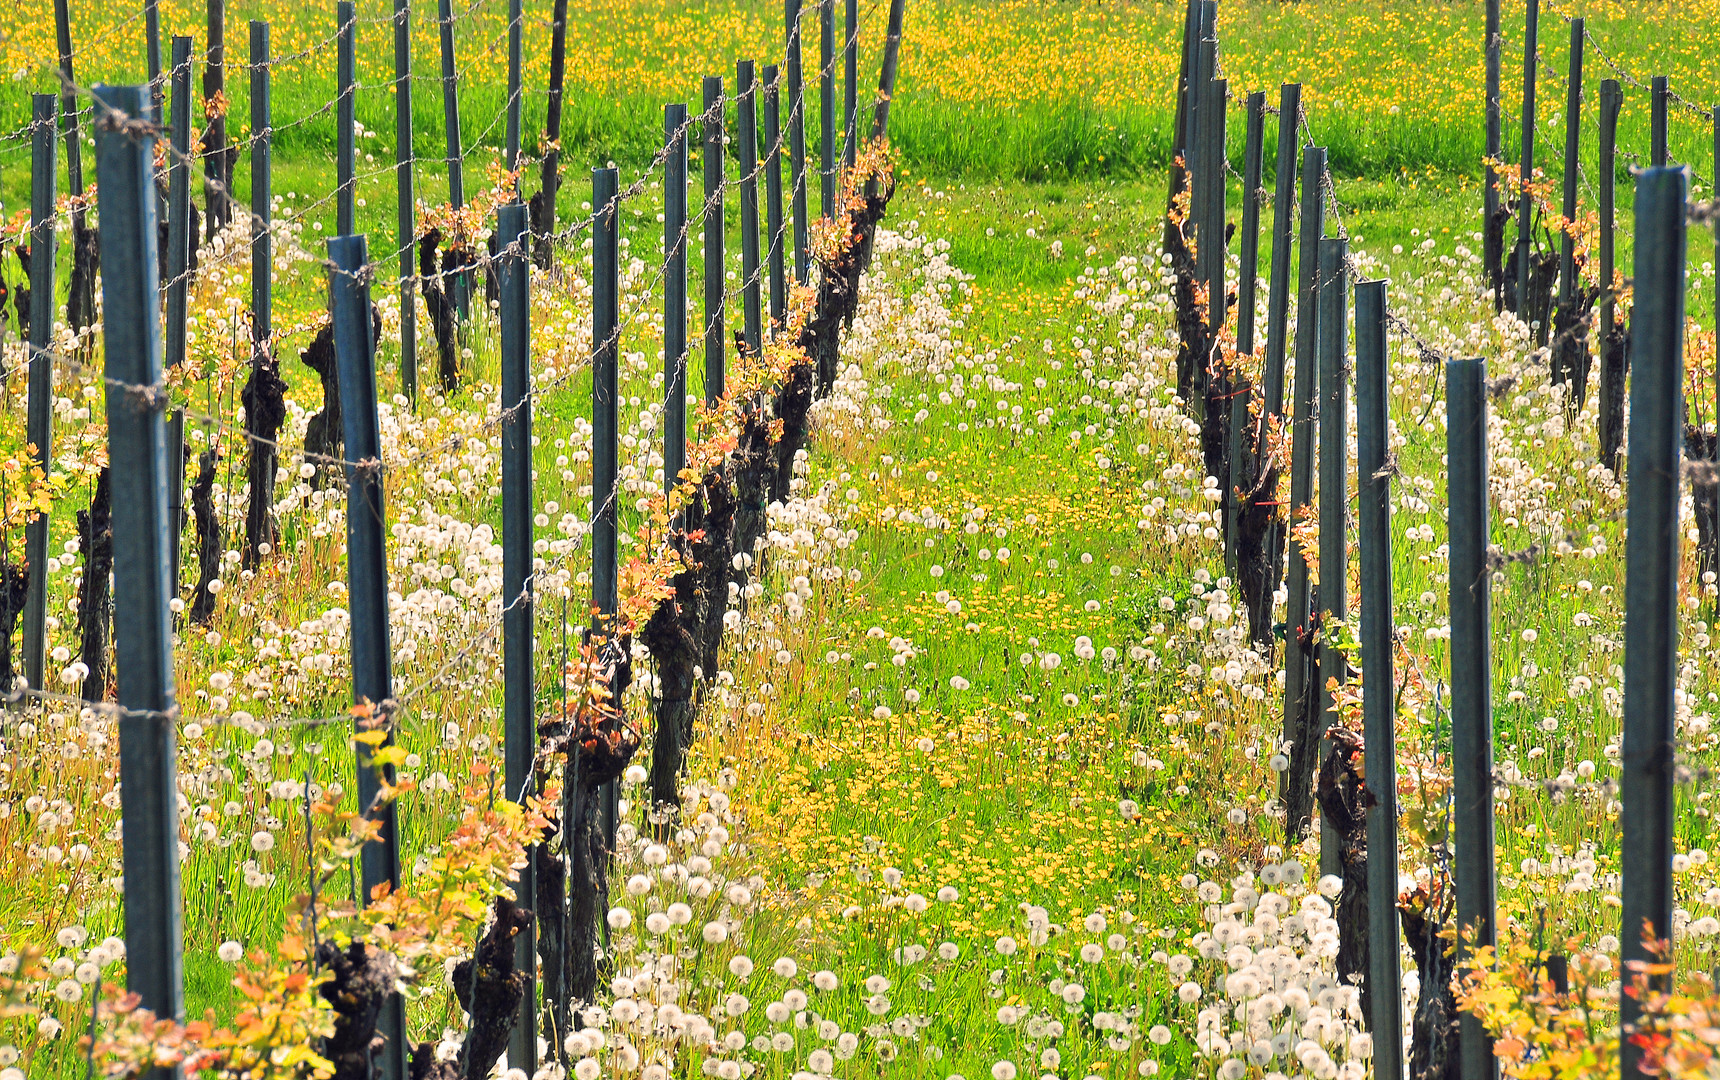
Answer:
[0,0,1716,1078]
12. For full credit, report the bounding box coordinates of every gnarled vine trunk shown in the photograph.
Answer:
[76,469,113,702]
[241,345,288,569]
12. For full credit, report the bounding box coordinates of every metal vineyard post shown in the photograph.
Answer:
[330,231,407,1080]
[337,1,356,236]
[739,61,764,356]
[394,0,417,403]
[1448,355,1497,1080]
[705,76,727,405]
[1315,234,1348,878]
[1354,278,1403,1079]
[165,37,194,590]
[496,200,537,1075]
[23,95,57,696]
[95,83,185,1080]
[1619,165,1688,1080]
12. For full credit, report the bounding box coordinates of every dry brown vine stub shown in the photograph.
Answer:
[316,940,399,1080]
[1598,321,1629,476]
[154,176,202,286]
[300,303,382,490]
[535,637,637,1013]
[1,241,27,350]
[528,186,553,271]
[66,211,98,343]
[409,1043,461,1080]
[693,468,738,684]
[533,821,569,1063]
[1280,597,1322,846]
[451,895,533,1080]
[418,228,462,393]
[0,558,29,692]
[1550,277,1598,407]
[1315,726,1372,1027]
[241,342,288,570]
[642,532,701,817]
[190,448,223,625]
[76,468,113,703]
[1686,426,1719,589]
[1235,408,1282,648]
[300,322,342,489]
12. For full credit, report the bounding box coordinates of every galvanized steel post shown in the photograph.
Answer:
[1227,89,1265,575]
[330,232,407,1080]
[765,66,786,332]
[205,0,228,237]
[1258,84,1300,647]
[1555,18,1583,398]
[665,104,690,497]
[506,0,522,174]
[591,167,621,854]
[1448,355,1496,1080]
[1485,0,1502,309]
[820,0,836,221]
[540,0,570,266]
[787,0,809,284]
[1620,166,1688,1080]
[165,38,194,591]
[842,0,857,170]
[438,0,466,316]
[496,200,537,1075]
[337,1,356,236]
[704,76,727,405]
[1651,76,1668,166]
[250,21,271,351]
[1316,235,1349,879]
[394,0,417,403]
[738,61,764,356]
[22,95,57,696]
[94,83,185,1079]
[1517,0,1537,328]
[592,167,620,622]
[1280,144,1323,839]
[1354,278,1403,1080]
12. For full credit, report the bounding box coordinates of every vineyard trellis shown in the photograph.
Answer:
[2,0,909,1072]
[1158,2,1718,1078]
